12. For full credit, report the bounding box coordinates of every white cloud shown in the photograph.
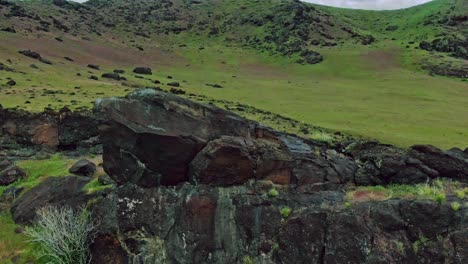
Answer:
[302,0,433,10]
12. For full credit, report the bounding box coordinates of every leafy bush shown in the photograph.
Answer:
[268,188,279,197]
[25,206,96,264]
[280,207,292,219]
[451,202,461,212]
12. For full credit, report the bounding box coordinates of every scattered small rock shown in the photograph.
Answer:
[101,72,123,81]
[89,75,98,80]
[170,88,186,95]
[87,64,100,70]
[167,82,180,87]
[133,67,152,75]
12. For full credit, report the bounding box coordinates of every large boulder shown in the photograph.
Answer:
[95,89,255,187]
[11,176,92,224]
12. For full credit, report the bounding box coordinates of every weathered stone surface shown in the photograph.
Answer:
[410,145,468,182]
[69,159,96,176]
[87,182,467,264]
[342,141,441,185]
[189,136,256,186]
[11,176,92,224]
[0,107,100,153]
[95,89,255,187]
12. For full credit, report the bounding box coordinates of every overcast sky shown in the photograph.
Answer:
[70,0,433,10]
[302,0,432,10]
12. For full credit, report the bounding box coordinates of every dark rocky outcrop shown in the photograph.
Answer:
[69,159,96,177]
[9,90,468,263]
[18,50,52,64]
[0,106,101,154]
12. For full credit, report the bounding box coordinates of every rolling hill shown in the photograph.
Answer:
[0,0,467,148]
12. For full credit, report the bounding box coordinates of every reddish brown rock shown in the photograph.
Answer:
[189,136,256,186]
[32,124,59,147]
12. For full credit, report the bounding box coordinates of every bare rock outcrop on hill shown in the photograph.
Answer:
[6,90,468,263]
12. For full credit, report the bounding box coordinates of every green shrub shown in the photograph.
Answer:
[455,190,465,199]
[243,256,255,264]
[451,202,461,212]
[25,206,96,264]
[434,192,446,204]
[268,188,279,197]
[280,207,292,219]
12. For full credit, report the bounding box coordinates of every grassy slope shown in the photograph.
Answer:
[0,0,467,148]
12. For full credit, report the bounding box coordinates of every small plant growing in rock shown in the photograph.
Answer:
[451,202,461,212]
[280,207,292,219]
[243,256,255,264]
[345,202,351,208]
[434,192,446,204]
[395,241,404,254]
[25,206,96,264]
[413,236,428,254]
[268,188,279,197]
[455,189,465,199]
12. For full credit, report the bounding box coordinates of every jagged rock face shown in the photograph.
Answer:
[86,89,468,263]
[0,106,100,154]
[88,183,467,264]
[9,90,468,263]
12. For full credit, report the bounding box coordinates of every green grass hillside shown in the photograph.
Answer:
[0,0,467,148]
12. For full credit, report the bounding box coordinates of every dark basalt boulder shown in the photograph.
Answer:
[133,67,152,75]
[95,89,255,187]
[69,159,96,177]
[167,81,180,87]
[11,175,92,224]
[102,72,123,81]
[87,64,100,70]
[6,80,16,86]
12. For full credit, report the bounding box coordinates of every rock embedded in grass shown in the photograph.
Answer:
[6,80,16,86]
[101,72,123,81]
[87,64,100,70]
[133,67,152,75]
[167,81,180,87]
[0,164,26,186]
[69,159,97,177]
